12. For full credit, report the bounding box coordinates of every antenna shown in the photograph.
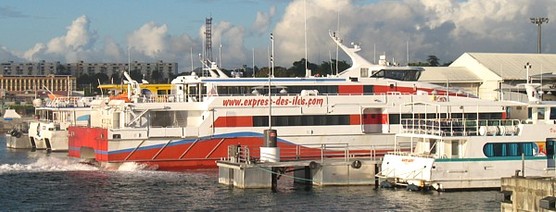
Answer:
[190,47,194,72]
[203,17,214,77]
[406,39,409,65]
[270,33,275,77]
[329,50,333,74]
[204,17,213,61]
[304,0,309,77]
[252,48,255,77]
[219,43,222,68]
[335,1,340,75]
[373,43,376,64]
[269,33,274,129]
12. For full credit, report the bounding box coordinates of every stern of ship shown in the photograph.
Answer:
[68,126,108,163]
[377,152,436,190]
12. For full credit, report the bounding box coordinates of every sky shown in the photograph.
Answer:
[0,0,554,72]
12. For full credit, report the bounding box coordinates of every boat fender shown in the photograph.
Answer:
[407,183,420,191]
[379,180,393,188]
[10,130,19,137]
[15,131,21,138]
[351,160,362,169]
[309,161,318,169]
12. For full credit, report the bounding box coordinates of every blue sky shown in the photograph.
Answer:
[0,0,288,50]
[0,0,555,71]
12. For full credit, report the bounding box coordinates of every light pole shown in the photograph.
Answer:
[530,17,549,53]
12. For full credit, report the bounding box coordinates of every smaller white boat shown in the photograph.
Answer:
[377,83,556,191]
[28,96,94,152]
[4,109,31,149]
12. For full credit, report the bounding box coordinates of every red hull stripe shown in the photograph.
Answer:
[214,116,254,127]
[338,85,363,94]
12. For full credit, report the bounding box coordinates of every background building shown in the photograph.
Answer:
[1,60,178,84]
[420,52,556,101]
[0,75,76,108]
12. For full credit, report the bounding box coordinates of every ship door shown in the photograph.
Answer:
[547,138,556,168]
[362,108,382,133]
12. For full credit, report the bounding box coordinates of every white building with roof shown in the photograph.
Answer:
[420,52,556,101]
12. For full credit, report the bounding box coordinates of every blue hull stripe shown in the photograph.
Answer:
[105,131,294,155]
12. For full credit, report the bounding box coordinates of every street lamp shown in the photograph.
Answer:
[530,17,549,53]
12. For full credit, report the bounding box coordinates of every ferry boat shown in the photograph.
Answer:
[378,83,556,190]
[28,96,94,152]
[68,32,485,170]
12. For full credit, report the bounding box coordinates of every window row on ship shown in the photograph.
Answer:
[146,111,505,128]
[201,85,419,96]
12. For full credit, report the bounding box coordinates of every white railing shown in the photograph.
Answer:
[400,118,521,137]
[220,143,383,164]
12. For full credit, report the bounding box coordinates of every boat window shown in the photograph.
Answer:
[537,107,546,120]
[451,141,459,157]
[285,85,338,95]
[150,111,188,128]
[550,107,556,119]
[360,68,369,77]
[483,142,538,157]
[363,85,373,94]
[429,139,437,154]
[370,69,422,81]
[252,115,350,127]
[389,114,400,124]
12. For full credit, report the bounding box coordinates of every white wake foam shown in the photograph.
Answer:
[116,162,159,172]
[0,156,99,173]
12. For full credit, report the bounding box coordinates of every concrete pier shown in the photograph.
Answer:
[217,158,378,189]
[500,176,556,212]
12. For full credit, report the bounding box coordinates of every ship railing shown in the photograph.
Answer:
[44,96,94,108]
[224,145,252,164]
[384,151,435,158]
[136,91,443,104]
[140,94,174,103]
[399,118,521,137]
[222,143,382,164]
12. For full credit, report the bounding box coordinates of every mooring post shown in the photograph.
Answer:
[271,167,278,192]
[263,129,279,192]
[374,163,379,190]
[304,166,312,190]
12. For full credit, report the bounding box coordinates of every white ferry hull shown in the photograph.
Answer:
[380,154,552,190]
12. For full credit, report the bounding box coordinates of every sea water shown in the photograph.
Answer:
[0,136,499,211]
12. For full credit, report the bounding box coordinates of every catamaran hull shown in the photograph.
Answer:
[380,154,553,190]
[68,126,396,170]
[28,131,69,152]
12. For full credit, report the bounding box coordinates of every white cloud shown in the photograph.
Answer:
[103,37,123,61]
[21,15,97,62]
[252,6,276,35]
[128,22,168,57]
[273,0,556,66]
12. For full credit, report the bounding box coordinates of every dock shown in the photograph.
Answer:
[216,134,380,190]
[500,175,556,211]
